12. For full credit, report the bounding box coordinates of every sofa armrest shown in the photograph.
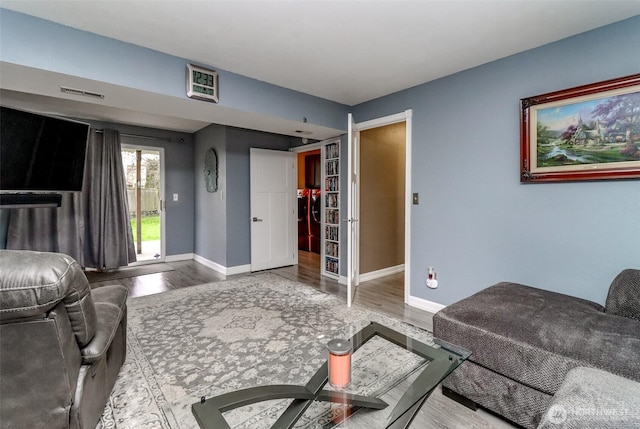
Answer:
[81,285,128,364]
[606,269,640,321]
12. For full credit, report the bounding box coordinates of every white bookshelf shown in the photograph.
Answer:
[321,139,340,279]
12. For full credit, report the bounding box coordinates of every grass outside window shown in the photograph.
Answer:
[130,214,160,242]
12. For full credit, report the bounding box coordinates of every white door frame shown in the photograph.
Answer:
[351,109,412,304]
[290,142,325,273]
[121,143,166,266]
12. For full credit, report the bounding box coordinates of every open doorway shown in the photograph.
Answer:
[121,145,165,263]
[296,149,322,272]
[359,122,406,290]
[348,110,412,306]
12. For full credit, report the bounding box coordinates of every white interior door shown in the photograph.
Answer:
[347,113,360,307]
[250,148,297,271]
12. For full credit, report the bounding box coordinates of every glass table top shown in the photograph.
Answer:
[188,321,470,429]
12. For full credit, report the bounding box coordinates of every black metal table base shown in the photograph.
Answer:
[192,322,470,429]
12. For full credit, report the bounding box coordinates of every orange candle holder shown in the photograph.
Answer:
[327,338,352,390]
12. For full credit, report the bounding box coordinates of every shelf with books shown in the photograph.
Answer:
[325,176,339,192]
[325,225,339,242]
[322,138,340,278]
[324,256,339,276]
[325,142,339,160]
[325,193,339,209]
[325,241,339,258]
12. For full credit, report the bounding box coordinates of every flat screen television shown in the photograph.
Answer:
[0,106,90,193]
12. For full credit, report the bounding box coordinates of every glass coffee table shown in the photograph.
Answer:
[191,321,470,429]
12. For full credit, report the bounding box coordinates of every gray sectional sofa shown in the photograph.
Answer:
[433,269,640,428]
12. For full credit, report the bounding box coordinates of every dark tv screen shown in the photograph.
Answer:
[0,106,90,192]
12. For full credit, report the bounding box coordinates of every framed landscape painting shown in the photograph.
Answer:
[520,74,640,182]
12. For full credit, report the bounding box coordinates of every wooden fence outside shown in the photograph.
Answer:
[127,188,159,215]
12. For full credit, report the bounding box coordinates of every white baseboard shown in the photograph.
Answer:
[193,254,225,274]
[165,253,194,262]
[193,254,251,276]
[359,264,405,283]
[406,295,446,314]
[226,264,251,275]
[337,265,405,286]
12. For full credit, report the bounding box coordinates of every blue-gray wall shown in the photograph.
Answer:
[0,8,349,132]
[353,16,640,306]
[194,125,292,268]
[194,124,228,265]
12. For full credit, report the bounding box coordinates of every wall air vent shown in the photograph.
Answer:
[60,87,105,99]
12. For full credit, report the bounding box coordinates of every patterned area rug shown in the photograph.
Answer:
[96,272,434,429]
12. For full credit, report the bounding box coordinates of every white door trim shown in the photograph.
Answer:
[356,111,409,130]
[353,109,412,305]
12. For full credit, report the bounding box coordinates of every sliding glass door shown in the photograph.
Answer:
[121,145,165,263]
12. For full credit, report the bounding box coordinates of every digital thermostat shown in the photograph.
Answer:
[186,63,219,103]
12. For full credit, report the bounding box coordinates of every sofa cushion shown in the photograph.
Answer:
[606,269,640,321]
[0,250,97,346]
[538,367,640,428]
[434,282,640,395]
[82,285,128,364]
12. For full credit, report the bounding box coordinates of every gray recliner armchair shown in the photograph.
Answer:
[0,250,128,429]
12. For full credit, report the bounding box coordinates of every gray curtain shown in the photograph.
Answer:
[6,128,136,270]
[5,193,84,262]
[82,129,136,269]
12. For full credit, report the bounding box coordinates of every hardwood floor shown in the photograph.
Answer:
[87,252,516,429]
[272,251,435,331]
[89,260,227,298]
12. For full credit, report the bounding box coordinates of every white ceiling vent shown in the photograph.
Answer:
[61,86,105,99]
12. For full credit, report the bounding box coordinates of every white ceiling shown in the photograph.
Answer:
[1,1,640,134]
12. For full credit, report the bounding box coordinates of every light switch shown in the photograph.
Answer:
[412,193,419,205]
[173,193,179,202]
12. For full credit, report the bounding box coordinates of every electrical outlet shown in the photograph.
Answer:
[173,193,179,201]
[426,267,438,289]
